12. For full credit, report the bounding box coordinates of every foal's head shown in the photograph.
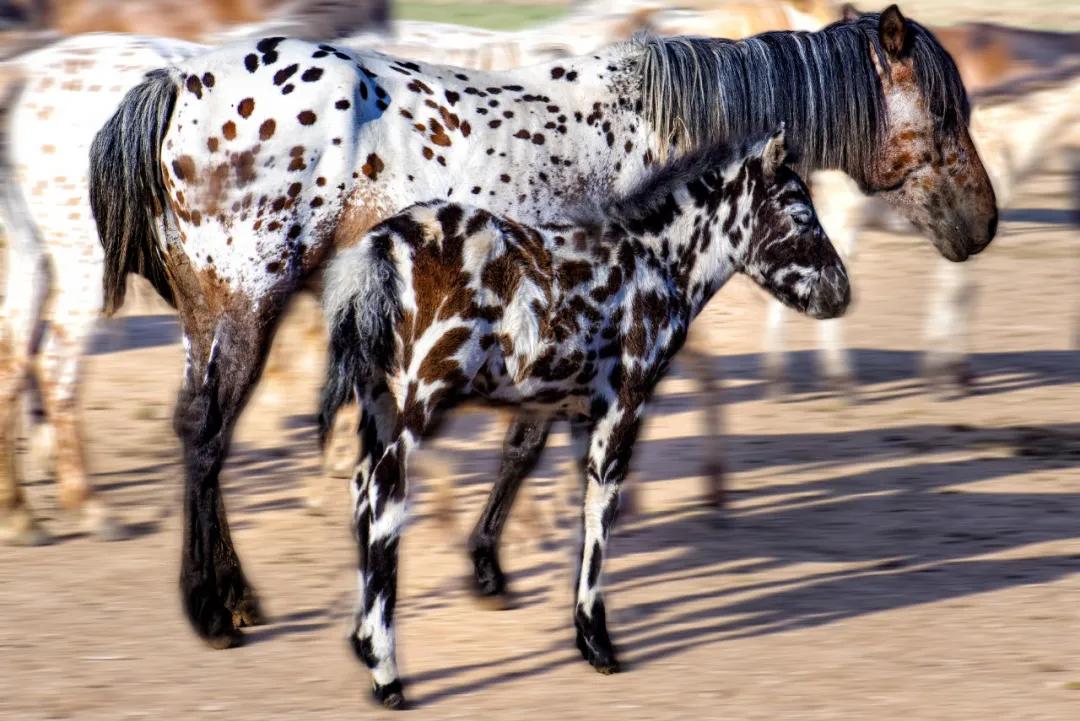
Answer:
[736,130,850,320]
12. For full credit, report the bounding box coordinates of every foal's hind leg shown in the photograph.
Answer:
[351,378,444,709]
[174,309,271,648]
[467,410,551,602]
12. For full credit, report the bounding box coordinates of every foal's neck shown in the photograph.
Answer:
[615,162,750,319]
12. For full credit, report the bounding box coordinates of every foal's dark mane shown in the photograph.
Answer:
[635,12,970,186]
[599,134,774,228]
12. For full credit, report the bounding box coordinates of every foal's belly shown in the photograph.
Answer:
[463,351,599,420]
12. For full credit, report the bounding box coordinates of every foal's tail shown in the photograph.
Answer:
[318,238,402,448]
[88,68,179,315]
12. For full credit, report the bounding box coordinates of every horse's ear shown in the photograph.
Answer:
[762,126,787,181]
[879,5,910,60]
[841,3,861,22]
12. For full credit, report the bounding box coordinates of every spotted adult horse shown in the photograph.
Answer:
[88,7,996,658]
[319,129,851,705]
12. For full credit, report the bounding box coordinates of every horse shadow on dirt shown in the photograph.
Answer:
[405,417,1080,705]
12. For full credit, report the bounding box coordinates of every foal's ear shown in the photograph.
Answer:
[840,3,861,22]
[879,5,910,60]
[761,126,787,181]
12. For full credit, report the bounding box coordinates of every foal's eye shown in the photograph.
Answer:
[792,208,814,226]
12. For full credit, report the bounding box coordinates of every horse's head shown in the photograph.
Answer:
[856,5,998,261]
[741,129,851,320]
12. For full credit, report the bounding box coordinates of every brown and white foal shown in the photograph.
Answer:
[319,129,850,707]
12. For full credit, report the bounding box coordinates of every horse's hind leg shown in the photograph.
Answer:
[37,262,124,537]
[0,221,49,545]
[174,308,272,648]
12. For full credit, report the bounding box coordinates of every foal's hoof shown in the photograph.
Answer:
[372,679,406,709]
[576,631,621,675]
[0,512,51,547]
[469,546,511,605]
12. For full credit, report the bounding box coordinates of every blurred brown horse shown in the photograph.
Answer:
[2,0,390,41]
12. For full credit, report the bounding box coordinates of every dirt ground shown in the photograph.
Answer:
[1,138,1078,719]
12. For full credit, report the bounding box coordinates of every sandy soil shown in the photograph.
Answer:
[2,147,1079,720]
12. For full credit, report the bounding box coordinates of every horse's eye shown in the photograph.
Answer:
[793,208,813,226]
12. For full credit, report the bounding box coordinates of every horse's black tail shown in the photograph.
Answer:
[318,238,402,448]
[88,68,179,316]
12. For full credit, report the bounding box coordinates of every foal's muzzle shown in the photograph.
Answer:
[806,266,851,320]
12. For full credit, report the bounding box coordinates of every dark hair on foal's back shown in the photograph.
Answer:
[637,11,969,185]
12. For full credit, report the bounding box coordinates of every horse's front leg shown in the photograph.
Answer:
[467,409,552,601]
[817,317,856,393]
[174,310,270,648]
[573,399,643,674]
[763,298,789,396]
[682,325,726,507]
[922,256,976,392]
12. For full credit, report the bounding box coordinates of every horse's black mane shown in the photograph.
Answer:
[637,11,970,186]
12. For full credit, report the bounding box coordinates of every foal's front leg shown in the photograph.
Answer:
[573,400,643,674]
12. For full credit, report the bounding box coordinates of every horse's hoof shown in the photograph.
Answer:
[83,502,127,542]
[230,590,266,628]
[0,510,51,546]
[822,371,857,398]
[302,493,327,517]
[204,629,244,650]
[372,680,406,709]
[764,376,790,401]
[701,462,726,508]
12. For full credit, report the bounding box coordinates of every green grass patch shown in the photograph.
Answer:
[396,2,568,31]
